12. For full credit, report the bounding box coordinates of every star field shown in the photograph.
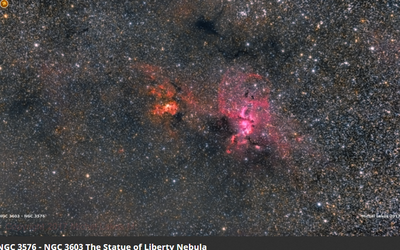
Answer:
[0,0,399,236]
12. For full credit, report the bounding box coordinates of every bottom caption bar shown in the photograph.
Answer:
[0,237,397,250]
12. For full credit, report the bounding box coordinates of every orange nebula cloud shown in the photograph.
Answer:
[152,101,178,116]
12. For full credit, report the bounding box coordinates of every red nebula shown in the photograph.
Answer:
[218,69,281,158]
[149,83,179,116]
[146,75,179,116]
[148,82,176,100]
[136,63,292,160]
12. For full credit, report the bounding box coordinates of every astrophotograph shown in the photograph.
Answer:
[0,0,399,236]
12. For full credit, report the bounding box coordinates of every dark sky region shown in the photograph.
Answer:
[0,0,399,236]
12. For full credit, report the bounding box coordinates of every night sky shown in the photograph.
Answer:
[0,0,399,236]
